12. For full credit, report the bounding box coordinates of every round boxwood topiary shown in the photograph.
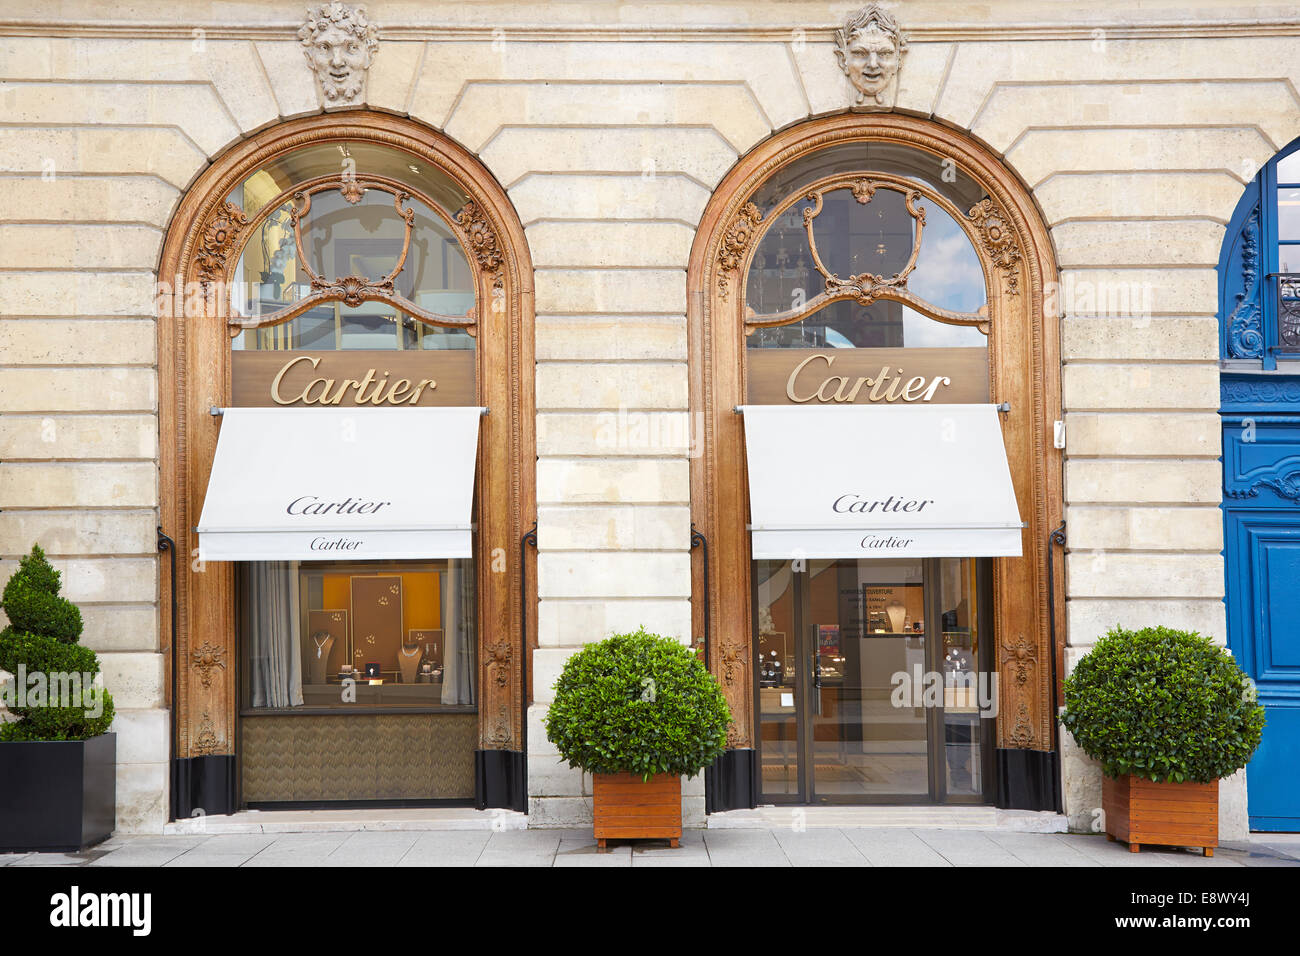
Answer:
[0,545,114,741]
[544,628,731,779]
[1060,625,1264,784]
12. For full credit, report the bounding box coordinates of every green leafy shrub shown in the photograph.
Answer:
[1060,625,1264,784]
[0,545,114,741]
[544,628,731,779]
[2,548,82,642]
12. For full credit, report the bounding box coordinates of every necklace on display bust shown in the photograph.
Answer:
[311,632,333,659]
[399,644,421,657]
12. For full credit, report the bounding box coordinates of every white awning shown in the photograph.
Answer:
[740,404,1023,560]
[196,406,484,561]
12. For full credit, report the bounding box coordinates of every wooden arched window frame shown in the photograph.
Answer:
[218,172,482,335]
[157,114,536,796]
[688,114,1063,760]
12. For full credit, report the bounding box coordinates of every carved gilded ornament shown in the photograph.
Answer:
[195,201,249,287]
[716,201,763,298]
[193,712,220,756]
[968,198,1022,295]
[804,179,925,305]
[298,2,379,106]
[485,640,513,687]
[1001,634,1038,747]
[834,5,908,110]
[191,641,227,690]
[1008,702,1035,748]
[718,642,746,688]
[1000,632,1037,686]
[339,176,366,205]
[718,643,749,747]
[455,201,505,288]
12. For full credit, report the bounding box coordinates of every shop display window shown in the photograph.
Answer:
[240,558,477,712]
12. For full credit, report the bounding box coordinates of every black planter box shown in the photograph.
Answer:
[0,733,116,852]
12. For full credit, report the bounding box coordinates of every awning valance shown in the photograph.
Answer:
[196,406,483,561]
[740,403,1023,560]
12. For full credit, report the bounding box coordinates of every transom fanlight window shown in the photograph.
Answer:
[744,142,990,351]
[225,141,477,352]
[1220,138,1300,365]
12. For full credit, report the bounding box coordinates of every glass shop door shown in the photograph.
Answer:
[753,557,995,804]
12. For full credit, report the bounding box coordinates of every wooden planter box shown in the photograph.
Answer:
[592,773,681,849]
[0,733,116,852]
[1103,774,1218,856]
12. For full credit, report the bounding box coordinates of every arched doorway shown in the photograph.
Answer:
[688,115,1063,810]
[1218,135,1300,831]
[157,113,535,816]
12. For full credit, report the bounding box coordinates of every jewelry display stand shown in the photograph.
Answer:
[397,643,421,683]
[306,608,349,678]
[306,632,334,685]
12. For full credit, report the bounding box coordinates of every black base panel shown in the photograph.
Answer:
[0,734,116,852]
[475,749,526,812]
[705,748,757,813]
[994,748,1061,811]
[170,754,236,820]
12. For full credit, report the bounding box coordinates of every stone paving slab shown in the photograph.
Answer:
[2,829,1296,867]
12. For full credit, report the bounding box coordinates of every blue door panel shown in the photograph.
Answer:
[1223,420,1300,831]
[1262,543,1300,671]
[1245,705,1300,830]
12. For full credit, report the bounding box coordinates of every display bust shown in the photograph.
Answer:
[833,4,908,110]
[298,2,380,105]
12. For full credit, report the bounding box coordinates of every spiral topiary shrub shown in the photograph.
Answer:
[0,545,114,741]
[1060,625,1263,784]
[544,628,731,779]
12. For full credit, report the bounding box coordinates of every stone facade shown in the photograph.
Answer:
[2,0,1295,837]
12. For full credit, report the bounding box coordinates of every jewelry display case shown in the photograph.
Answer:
[350,574,404,682]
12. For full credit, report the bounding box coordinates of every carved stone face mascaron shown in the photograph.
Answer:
[306,22,373,102]
[840,23,902,105]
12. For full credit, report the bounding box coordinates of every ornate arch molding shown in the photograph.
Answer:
[156,113,536,804]
[687,113,1063,758]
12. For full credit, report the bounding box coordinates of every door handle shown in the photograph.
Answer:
[810,651,823,718]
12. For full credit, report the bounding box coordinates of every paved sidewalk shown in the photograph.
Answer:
[3,830,1298,867]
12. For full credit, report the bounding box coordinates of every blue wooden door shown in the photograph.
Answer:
[1222,414,1300,830]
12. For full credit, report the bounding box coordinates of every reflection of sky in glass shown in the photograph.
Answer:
[901,307,986,347]
[910,202,986,313]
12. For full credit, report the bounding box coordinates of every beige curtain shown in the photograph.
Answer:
[441,559,477,706]
[242,561,304,708]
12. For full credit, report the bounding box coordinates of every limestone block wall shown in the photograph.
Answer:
[1,2,1296,834]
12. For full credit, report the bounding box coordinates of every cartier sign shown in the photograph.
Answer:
[747,347,988,405]
[231,350,476,407]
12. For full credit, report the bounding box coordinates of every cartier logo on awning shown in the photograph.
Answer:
[196,407,484,562]
[739,404,1023,561]
[832,494,935,514]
